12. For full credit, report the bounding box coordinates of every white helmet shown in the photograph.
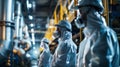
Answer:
[74,0,104,13]
[55,20,72,31]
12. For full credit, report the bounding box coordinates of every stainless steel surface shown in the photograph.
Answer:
[14,1,22,38]
[0,0,14,22]
[0,0,15,52]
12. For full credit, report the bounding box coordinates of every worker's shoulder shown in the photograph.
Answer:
[100,27,118,39]
[100,27,116,34]
[63,39,76,47]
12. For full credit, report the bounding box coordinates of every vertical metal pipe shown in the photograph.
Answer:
[0,0,15,54]
[14,1,22,39]
[0,0,14,21]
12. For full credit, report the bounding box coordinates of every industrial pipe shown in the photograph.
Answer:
[14,1,22,39]
[0,0,15,65]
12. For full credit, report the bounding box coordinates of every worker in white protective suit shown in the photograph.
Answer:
[38,38,52,67]
[73,0,119,67]
[51,20,77,67]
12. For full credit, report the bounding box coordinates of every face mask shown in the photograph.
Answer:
[74,16,85,29]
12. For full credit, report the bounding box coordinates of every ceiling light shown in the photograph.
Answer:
[29,15,33,20]
[30,23,34,27]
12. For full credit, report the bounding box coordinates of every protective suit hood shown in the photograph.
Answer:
[75,8,107,30]
[55,20,73,40]
[86,9,107,29]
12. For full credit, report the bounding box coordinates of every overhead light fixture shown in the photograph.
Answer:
[28,15,33,20]
[30,23,34,27]
[27,0,32,8]
[31,28,34,32]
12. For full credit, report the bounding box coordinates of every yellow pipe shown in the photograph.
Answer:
[54,10,58,24]
[103,0,109,26]
[60,3,63,20]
